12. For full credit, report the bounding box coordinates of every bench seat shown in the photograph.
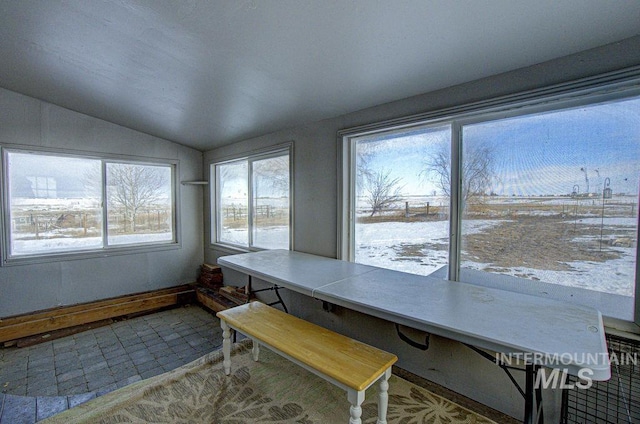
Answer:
[217,302,398,424]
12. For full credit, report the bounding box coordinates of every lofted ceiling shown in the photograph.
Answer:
[0,1,639,151]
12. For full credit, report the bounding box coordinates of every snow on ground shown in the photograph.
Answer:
[11,209,635,298]
[219,217,635,297]
[574,217,637,227]
[461,253,635,296]
[355,219,636,297]
[355,220,498,276]
[220,226,289,250]
[12,236,102,254]
[12,232,174,255]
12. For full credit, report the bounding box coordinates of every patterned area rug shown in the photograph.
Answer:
[42,339,496,423]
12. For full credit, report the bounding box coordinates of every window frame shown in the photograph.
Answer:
[210,143,293,252]
[338,68,640,329]
[1,145,180,266]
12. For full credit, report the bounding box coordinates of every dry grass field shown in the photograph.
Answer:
[357,195,636,276]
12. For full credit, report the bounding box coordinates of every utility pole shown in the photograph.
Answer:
[580,167,590,195]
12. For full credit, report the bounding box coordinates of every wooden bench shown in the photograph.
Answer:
[216,302,398,424]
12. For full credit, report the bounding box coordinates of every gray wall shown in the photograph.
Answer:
[204,36,640,421]
[0,87,204,317]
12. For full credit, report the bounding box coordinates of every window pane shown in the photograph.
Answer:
[106,163,174,245]
[7,152,102,255]
[252,155,290,249]
[353,125,451,275]
[460,97,640,304]
[216,161,249,247]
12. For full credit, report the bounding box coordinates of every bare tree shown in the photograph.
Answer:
[253,155,289,196]
[364,170,404,217]
[107,164,168,232]
[217,161,246,193]
[356,148,376,194]
[422,144,452,197]
[422,142,495,204]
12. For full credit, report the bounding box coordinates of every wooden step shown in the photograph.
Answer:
[195,287,238,312]
[0,285,195,345]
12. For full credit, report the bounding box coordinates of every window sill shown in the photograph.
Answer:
[210,243,291,256]
[2,242,181,267]
[209,243,251,255]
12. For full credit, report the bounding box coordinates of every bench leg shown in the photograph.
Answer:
[377,368,392,424]
[221,320,232,375]
[251,338,260,361]
[347,389,365,424]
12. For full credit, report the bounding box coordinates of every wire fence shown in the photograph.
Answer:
[11,207,172,238]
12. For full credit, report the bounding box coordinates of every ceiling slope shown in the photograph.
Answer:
[0,1,639,150]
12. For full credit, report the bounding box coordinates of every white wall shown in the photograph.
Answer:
[204,36,640,421]
[0,87,204,317]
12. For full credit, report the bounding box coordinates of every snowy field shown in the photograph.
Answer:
[12,232,174,255]
[351,194,637,296]
[219,214,636,297]
[219,227,289,250]
[355,217,636,297]
[10,194,637,298]
[9,197,174,255]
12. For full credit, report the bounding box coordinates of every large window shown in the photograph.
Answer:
[340,79,640,324]
[459,100,639,300]
[349,125,451,275]
[3,150,176,261]
[212,148,291,250]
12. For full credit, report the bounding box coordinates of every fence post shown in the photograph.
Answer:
[426,202,430,216]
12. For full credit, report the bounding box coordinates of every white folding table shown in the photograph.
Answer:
[218,249,610,423]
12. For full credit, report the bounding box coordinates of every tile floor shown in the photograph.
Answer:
[0,304,518,424]
[0,305,223,423]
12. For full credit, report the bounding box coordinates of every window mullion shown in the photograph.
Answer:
[348,138,357,261]
[101,160,108,248]
[288,151,294,251]
[213,165,220,244]
[247,159,254,248]
[448,122,462,282]
[1,148,8,259]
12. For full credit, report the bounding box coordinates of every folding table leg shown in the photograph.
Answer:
[524,364,544,424]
